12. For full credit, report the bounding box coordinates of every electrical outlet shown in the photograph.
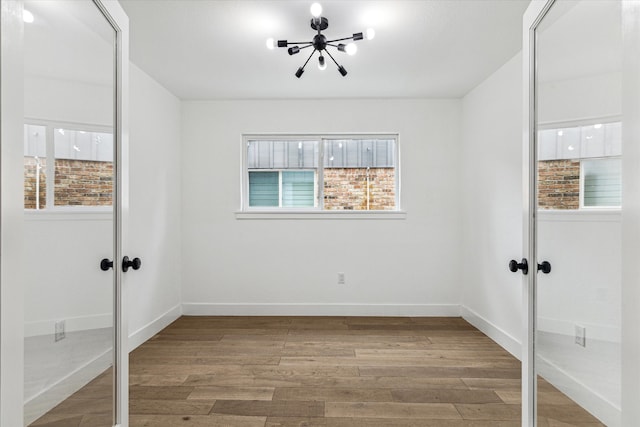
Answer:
[575,325,586,347]
[55,320,66,342]
[337,272,345,285]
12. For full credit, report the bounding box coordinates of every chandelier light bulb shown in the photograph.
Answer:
[366,28,375,40]
[310,3,323,18]
[345,42,357,56]
[318,55,327,70]
[266,38,275,50]
[23,9,34,23]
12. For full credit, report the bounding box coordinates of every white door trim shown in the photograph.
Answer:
[621,1,640,425]
[94,1,130,425]
[522,2,555,425]
[1,1,26,425]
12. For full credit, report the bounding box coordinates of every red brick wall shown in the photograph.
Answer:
[24,158,113,209]
[54,159,113,207]
[323,168,395,210]
[538,160,580,210]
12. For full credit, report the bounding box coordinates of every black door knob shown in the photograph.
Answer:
[508,258,528,275]
[122,256,141,272]
[100,259,113,271]
[538,261,551,274]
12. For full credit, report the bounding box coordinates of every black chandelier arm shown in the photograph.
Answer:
[278,40,313,47]
[325,36,357,44]
[323,48,341,68]
[299,48,318,71]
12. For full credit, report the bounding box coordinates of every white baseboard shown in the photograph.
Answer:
[460,305,522,359]
[538,355,621,427]
[128,304,182,352]
[24,348,111,426]
[537,316,620,343]
[182,303,461,317]
[25,313,112,338]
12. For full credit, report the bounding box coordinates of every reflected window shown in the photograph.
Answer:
[582,158,621,208]
[538,121,621,210]
[23,124,113,209]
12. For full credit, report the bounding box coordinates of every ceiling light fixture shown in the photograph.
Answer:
[266,38,275,50]
[268,2,373,78]
[23,9,34,23]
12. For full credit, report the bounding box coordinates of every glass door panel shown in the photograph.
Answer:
[535,1,622,425]
[23,1,117,425]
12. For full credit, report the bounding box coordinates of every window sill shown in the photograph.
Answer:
[24,209,112,222]
[537,209,621,222]
[235,210,407,220]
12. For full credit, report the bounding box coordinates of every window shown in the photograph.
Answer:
[24,125,47,210]
[244,135,399,211]
[582,158,621,208]
[537,121,621,210]
[24,123,113,210]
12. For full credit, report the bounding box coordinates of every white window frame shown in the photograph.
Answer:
[23,118,114,214]
[239,133,406,219]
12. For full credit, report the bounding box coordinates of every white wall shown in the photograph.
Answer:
[127,63,182,348]
[24,76,113,125]
[180,99,463,315]
[460,52,524,357]
[539,72,621,124]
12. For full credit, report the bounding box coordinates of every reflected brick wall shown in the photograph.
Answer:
[24,157,47,209]
[538,160,580,210]
[24,158,113,208]
[54,159,113,206]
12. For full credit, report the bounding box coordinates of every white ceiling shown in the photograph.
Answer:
[24,0,115,86]
[119,0,531,100]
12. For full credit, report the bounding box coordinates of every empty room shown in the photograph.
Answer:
[1,0,640,426]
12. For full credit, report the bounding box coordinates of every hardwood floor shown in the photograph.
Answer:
[30,316,604,426]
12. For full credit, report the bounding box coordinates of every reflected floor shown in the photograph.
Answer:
[29,317,605,426]
[28,369,112,427]
[24,328,113,426]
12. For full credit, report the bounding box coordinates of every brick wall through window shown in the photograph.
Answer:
[323,167,395,210]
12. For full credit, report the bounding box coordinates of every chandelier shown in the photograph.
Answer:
[266,2,375,78]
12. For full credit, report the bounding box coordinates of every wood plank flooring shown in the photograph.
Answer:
[29,316,604,426]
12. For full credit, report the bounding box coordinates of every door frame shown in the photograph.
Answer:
[522,0,640,425]
[522,1,553,424]
[0,0,130,425]
[620,1,640,425]
[96,1,130,425]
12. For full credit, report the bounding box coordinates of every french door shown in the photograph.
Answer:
[1,0,129,425]
[522,0,640,425]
